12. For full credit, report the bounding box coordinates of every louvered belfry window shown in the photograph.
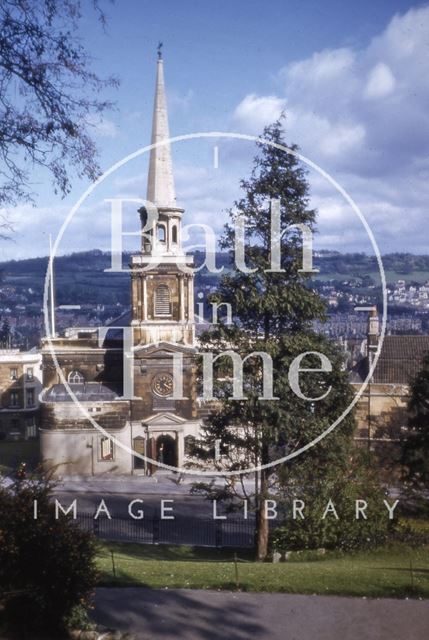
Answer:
[155,284,172,316]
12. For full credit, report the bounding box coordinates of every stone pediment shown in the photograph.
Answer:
[143,412,187,426]
[133,341,196,358]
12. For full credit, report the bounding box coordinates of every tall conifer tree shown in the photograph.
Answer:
[193,120,355,560]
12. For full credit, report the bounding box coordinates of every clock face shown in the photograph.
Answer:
[152,373,174,397]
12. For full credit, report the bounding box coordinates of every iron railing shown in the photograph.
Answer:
[75,513,256,548]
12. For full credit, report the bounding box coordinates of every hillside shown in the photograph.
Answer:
[1,251,429,307]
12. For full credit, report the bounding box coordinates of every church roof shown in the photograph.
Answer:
[42,382,120,403]
[146,53,177,209]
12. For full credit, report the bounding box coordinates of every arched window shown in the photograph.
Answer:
[172,225,178,244]
[158,225,166,242]
[154,284,171,316]
[68,370,85,384]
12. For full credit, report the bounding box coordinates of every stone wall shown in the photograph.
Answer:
[40,423,133,476]
[352,381,408,472]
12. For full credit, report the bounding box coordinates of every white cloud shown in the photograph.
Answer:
[231,5,429,254]
[234,6,429,165]
[233,94,287,132]
[3,7,428,260]
[286,48,355,84]
[364,62,396,99]
[0,204,65,261]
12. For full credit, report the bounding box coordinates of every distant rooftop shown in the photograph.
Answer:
[352,335,429,385]
[373,335,429,384]
[0,348,41,363]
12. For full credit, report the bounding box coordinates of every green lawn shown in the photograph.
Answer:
[97,542,429,598]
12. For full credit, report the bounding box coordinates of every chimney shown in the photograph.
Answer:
[367,305,379,353]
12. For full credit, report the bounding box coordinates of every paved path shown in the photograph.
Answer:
[93,588,429,640]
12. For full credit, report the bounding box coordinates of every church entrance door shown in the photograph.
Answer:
[156,434,177,467]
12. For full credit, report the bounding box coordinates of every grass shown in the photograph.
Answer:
[96,541,429,598]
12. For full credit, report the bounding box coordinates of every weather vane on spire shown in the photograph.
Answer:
[157,41,163,59]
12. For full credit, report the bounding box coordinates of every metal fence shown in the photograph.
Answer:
[75,513,256,548]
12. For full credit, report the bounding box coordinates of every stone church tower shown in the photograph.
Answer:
[39,52,201,476]
[130,50,195,347]
[129,50,199,469]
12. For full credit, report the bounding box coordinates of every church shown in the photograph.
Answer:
[39,52,202,476]
[2,55,425,479]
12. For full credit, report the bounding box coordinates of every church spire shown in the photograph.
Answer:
[146,49,176,209]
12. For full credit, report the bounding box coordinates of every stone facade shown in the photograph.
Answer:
[0,350,42,441]
[40,423,133,476]
[351,308,429,469]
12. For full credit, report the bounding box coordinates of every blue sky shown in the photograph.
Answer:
[2,0,428,263]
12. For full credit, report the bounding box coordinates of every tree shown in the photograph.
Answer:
[271,453,392,553]
[0,317,11,347]
[0,0,118,209]
[192,120,356,560]
[0,476,98,634]
[401,353,429,489]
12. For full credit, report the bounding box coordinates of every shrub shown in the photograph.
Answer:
[391,518,429,546]
[0,477,98,634]
[271,458,394,552]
